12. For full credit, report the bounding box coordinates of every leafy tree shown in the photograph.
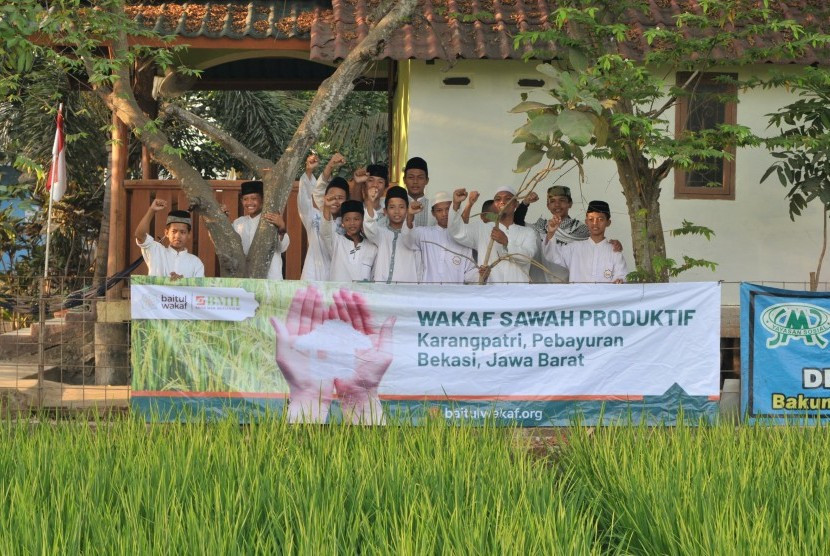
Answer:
[0,62,111,281]
[763,67,830,290]
[1,0,416,277]
[511,0,828,281]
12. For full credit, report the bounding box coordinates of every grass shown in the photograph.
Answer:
[1,414,829,554]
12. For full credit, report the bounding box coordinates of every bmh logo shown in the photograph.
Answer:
[194,294,241,310]
[760,303,830,349]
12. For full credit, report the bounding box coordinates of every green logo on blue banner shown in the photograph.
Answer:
[759,303,830,349]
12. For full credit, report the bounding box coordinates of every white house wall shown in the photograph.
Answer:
[405,60,825,304]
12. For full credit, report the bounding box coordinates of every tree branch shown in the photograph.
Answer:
[246,0,419,277]
[161,103,274,177]
[87,16,247,276]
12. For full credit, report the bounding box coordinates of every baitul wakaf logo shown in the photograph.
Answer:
[759,302,830,349]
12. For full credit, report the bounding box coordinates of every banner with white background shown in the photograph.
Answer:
[131,277,721,425]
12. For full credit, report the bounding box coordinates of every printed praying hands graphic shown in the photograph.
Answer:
[270,285,396,424]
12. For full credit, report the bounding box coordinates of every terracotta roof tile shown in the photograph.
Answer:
[125,1,330,40]
[125,1,830,62]
[311,0,830,61]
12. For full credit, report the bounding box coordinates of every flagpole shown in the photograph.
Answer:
[43,103,63,279]
[43,190,54,279]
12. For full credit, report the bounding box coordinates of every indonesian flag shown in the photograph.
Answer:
[46,106,67,202]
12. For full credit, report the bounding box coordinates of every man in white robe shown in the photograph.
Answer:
[448,186,539,284]
[542,200,628,283]
[403,156,436,228]
[515,185,623,283]
[321,199,377,282]
[135,199,204,279]
[403,191,477,283]
[297,152,330,281]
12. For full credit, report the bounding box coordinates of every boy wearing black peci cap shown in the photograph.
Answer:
[321,199,377,282]
[542,200,628,283]
[363,185,419,283]
[135,198,205,279]
[231,180,290,280]
[403,156,435,228]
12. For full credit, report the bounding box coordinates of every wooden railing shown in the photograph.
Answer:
[123,180,306,279]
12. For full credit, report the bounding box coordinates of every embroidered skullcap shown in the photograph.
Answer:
[432,191,451,205]
[166,210,192,227]
[494,186,517,196]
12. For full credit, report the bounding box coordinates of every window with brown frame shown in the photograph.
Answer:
[674,72,737,200]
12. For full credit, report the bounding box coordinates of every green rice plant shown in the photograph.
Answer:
[563,419,830,555]
[0,412,602,554]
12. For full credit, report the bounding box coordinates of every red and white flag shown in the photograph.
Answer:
[46,106,67,202]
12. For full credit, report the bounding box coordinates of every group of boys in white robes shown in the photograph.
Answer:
[136,152,627,284]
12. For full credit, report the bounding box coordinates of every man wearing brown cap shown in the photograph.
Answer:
[543,200,628,283]
[135,198,204,279]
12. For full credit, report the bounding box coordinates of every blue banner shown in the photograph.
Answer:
[741,283,830,422]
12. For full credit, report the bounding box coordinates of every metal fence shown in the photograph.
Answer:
[0,275,129,412]
[1,275,828,411]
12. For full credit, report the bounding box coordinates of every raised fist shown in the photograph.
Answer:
[150,198,168,212]
[306,153,319,172]
[328,153,346,169]
[353,167,369,183]
[453,188,468,204]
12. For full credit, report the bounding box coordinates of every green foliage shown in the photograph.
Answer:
[508,0,829,280]
[763,67,830,220]
[160,90,388,180]
[0,61,110,277]
[626,218,718,282]
[3,416,830,553]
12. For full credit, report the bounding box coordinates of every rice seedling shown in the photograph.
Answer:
[0,413,602,555]
[564,419,830,555]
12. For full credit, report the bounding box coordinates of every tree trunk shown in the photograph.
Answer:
[247,0,419,277]
[615,157,669,282]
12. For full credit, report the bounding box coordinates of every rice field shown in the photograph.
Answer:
[0,414,829,554]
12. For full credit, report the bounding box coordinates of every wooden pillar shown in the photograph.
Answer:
[96,114,130,385]
[134,58,158,181]
[106,116,130,300]
[284,182,304,280]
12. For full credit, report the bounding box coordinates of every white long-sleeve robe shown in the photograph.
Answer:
[137,235,204,278]
[297,171,332,281]
[363,211,419,283]
[320,218,377,282]
[542,236,628,283]
[402,224,477,283]
[448,207,539,283]
[232,214,289,280]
